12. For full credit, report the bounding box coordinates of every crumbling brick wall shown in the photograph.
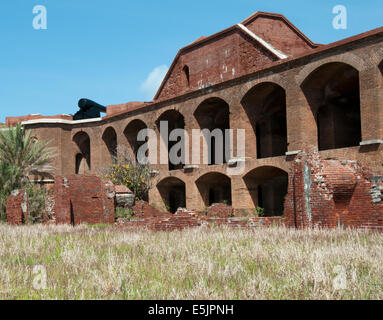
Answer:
[284,146,383,230]
[54,175,115,225]
[6,190,29,225]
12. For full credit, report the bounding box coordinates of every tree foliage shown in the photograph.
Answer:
[0,124,54,221]
[102,146,152,201]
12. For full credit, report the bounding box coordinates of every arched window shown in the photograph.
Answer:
[124,120,148,163]
[243,166,288,217]
[156,110,185,171]
[196,172,232,206]
[102,127,117,161]
[183,65,190,88]
[302,62,361,151]
[242,82,287,159]
[73,132,91,174]
[157,177,186,213]
[194,98,230,165]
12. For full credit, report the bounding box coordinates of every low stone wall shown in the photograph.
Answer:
[118,203,283,231]
[284,146,383,231]
[54,175,115,225]
[6,190,29,225]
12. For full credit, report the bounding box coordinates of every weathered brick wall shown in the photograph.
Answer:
[118,202,283,231]
[6,190,28,225]
[284,146,383,230]
[54,175,115,225]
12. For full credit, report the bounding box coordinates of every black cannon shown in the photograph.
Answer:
[73,98,107,120]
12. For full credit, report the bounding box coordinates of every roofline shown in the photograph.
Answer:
[21,22,383,127]
[153,11,318,100]
[240,11,321,48]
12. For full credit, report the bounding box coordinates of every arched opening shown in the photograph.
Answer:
[243,166,288,217]
[102,127,117,160]
[157,177,186,213]
[196,172,232,206]
[302,62,361,151]
[124,120,147,163]
[379,61,383,84]
[241,82,287,159]
[183,65,190,88]
[156,110,185,171]
[194,98,230,165]
[73,132,91,174]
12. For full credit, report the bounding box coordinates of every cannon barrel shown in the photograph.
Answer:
[78,98,107,113]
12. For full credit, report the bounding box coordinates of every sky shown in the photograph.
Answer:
[0,0,382,122]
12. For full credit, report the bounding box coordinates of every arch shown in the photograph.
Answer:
[296,55,365,86]
[243,166,288,217]
[379,60,383,76]
[196,172,231,206]
[183,65,190,88]
[194,97,230,165]
[241,82,287,159]
[157,177,186,213]
[301,62,361,151]
[102,127,117,160]
[156,109,185,171]
[124,119,147,163]
[73,131,91,174]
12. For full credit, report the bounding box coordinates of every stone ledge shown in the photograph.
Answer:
[360,140,383,146]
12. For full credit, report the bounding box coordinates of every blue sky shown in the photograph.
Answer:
[0,0,382,122]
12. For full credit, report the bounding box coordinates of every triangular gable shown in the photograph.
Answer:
[154,12,317,101]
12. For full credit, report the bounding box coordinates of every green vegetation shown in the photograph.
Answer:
[102,146,151,201]
[0,124,54,221]
[115,207,134,220]
[0,224,382,299]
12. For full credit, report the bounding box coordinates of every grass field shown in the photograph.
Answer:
[0,224,382,300]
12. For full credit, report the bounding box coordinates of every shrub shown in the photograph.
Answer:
[0,124,54,222]
[102,146,152,201]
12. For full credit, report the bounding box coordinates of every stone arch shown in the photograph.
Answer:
[243,166,288,217]
[156,109,185,171]
[157,177,186,213]
[102,126,117,161]
[301,62,361,151]
[296,54,366,86]
[73,131,91,174]
[124,119,147,162]
[241,82,287,159]
[196,172,231,206]
[194,97,230,165]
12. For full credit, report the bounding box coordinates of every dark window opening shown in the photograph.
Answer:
[242,82,287,159]
[244,166,288,217]
[194,98,230,165]
[302,62,361,151]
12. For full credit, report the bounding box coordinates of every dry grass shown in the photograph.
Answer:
[0,223,382,300]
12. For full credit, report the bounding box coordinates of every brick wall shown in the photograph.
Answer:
[54,175,115,225]
[284,146,383,230]
[6,190,28,225]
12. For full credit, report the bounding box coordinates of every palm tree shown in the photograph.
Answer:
[0,124,55,220]
[0,124,54,185]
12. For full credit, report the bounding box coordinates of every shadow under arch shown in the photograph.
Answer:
[73,131,91,174]
[102,126,117,160]
[243,166,288,217]
[157,176,186,213]
[124,119,148,162]
[156,109,185,171]
[241,82,287,159]
[194,97,230,165]
[301,62,361,151]
[196,172,231,207]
